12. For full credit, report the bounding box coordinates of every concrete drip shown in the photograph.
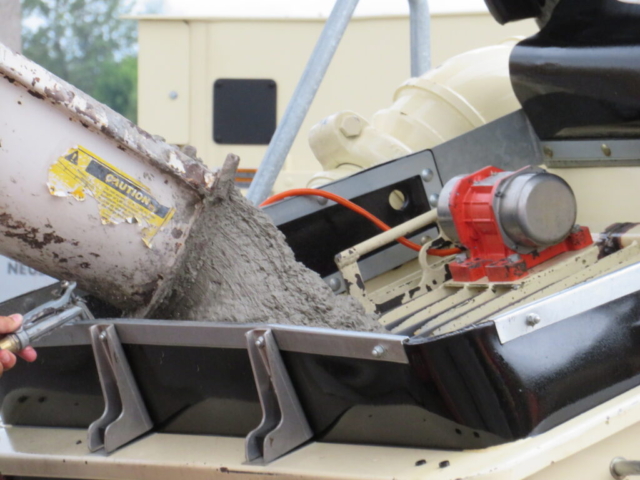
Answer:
[151,155,384,333]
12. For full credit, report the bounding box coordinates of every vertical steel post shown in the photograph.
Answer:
[408,0,431,77]
[246,0,360,205]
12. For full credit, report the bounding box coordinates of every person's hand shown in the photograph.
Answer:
[0,314,37,377]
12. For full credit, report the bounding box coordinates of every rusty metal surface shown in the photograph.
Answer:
[0,42,217,194]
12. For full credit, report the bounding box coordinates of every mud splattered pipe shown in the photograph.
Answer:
[0,42,216,314]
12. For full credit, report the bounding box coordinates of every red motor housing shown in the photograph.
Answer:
[437,166,593,282]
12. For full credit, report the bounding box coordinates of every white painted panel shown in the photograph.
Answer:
[0,256,57,303]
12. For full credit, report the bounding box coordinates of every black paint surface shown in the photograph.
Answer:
[510,0,640,139]
[213,78,277,145]
[2,291,640,449]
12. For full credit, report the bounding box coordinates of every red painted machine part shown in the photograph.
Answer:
[446,166,593,282]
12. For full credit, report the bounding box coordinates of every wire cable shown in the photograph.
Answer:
[260,188,462,256]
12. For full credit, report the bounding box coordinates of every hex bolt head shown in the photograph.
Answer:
[255,336,266,348]
[371,345,385,358]
[420,168,434,183]
[525,313,541,327]
[339,115,363,138]
[328,278,342,292]
[428,193,439,205]
[168,91,178,100]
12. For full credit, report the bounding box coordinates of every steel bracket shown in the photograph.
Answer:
[245,328,313,464]
[87,324,153,453]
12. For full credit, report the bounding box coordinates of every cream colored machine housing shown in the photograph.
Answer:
[134,12,536,192]
[308,40,640,232]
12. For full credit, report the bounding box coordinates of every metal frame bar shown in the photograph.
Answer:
[245,329,313,464]
[34,319,410,364]
[542,139,640,167]
[247,0,432,205]
[263,149,442,293]
[87,324,153,453]
[409,0,432,76]
[492,261,640,344]
[27,320,407,464]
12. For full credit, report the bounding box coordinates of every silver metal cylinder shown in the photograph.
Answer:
[436,168,577,253]
[495,169,577,252]
[0,44,213,312]
[611,457,640,479]
[408,0,432,77]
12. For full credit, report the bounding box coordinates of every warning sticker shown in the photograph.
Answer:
[48,146,175,248]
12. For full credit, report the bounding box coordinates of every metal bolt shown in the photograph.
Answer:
[428,193,439,205]
[99,332,107,342]
[255,336,265,348]
[168,91,178,100]
[316,196,328,206]
[60,280,70,288]
[420,169,434,183]
[420,235,432,245]
[328,277,342,292]
[371,345,385,358]
[543,146,554,158]
[339,115,363,138]
[602,143,612,157]
[525,313,541,327]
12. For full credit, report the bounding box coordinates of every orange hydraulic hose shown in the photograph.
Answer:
[260,188,462,257]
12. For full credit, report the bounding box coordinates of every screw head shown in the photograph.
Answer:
[255,336,265,348]
[339,115,363,138]
[371,345,385,358]
[328,277,342,292]
[420,235,432,245]
[428,193,439,205]
[316,196,328,206]
[99,331,107,342]
[420,169,434,183]
[543,146,554,158]
[525,313,541,327]
[168,91,178,100]
[60,280,70,288]
[601,143,612,157]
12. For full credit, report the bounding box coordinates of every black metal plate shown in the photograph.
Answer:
[213,78,277,145]
[484,0,542,24]
[3,289,640,450]
[407,290,640,441]
[510,0,640,140]
[277,176,431,278]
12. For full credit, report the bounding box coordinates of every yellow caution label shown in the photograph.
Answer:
[48,146,175,247]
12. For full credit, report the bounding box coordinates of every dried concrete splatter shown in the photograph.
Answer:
[151,155,383,332]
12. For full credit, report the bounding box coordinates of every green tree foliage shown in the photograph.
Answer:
[22,0,139,122]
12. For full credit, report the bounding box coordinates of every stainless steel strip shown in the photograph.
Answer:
[493,261,640,344]
[34,319,409,363]
[543,139,640,167]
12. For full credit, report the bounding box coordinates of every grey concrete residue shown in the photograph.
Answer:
[151,155,383,332]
